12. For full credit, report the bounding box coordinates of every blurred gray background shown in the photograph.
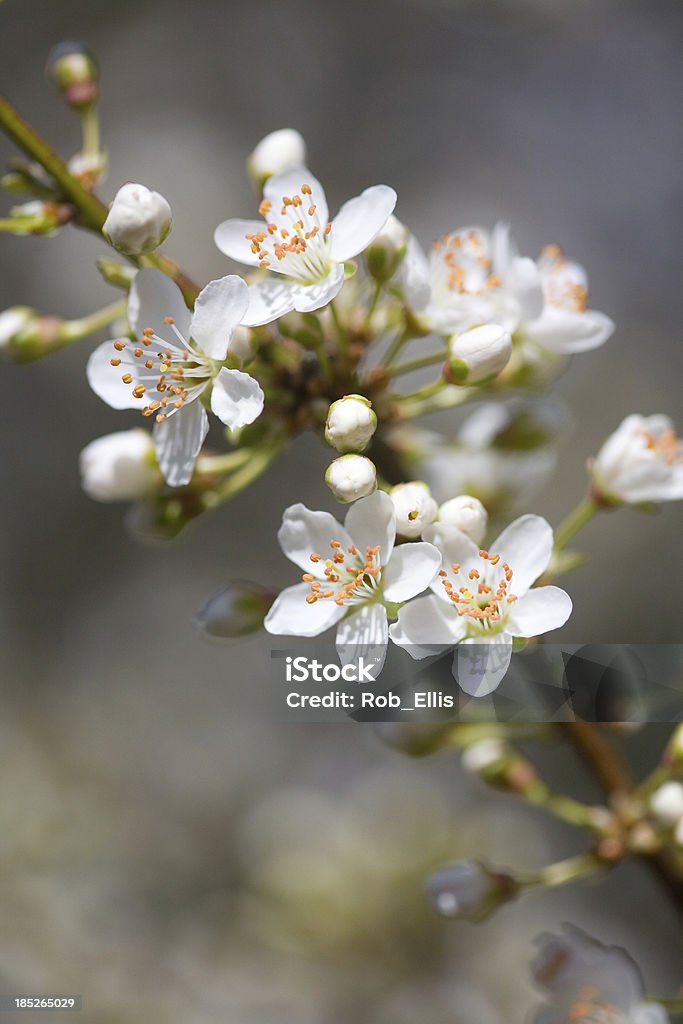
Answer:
[0,0,681,1020]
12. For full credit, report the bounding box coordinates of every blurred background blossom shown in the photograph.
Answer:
[0,0,682,1020]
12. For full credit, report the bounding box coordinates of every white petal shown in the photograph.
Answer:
[491,514,553,594]
[507,585,572,638]
[399,234,431,310]
[290,264,345,312]
[87,339,144,410]
[153,400,208,487]
[491,222,518,276]
[329,184,397,262]
[213,219,267,266]
[265,582,344,637]
[128,267,191,340]
[190,276,250,360]
[506,256,544,321]
[241,278,296,327]
[524,308,615,353]
[389,592,466,658]
[277,504,353,576]
[456,634,512,697]
[383,542,442,603]
[264,166,329,231]
[336,604,388,676]
[210,368,264,429]
[421,523,481,598]
[345,490,396,565]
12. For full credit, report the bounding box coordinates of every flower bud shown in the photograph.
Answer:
[649,781,683,827]
[79,430,158,502]
[365,215,408,283]
[390,481,438,538]
[196,582,275,638]
[0,307,66,362]
[446,324,512,385]
[426,859,517,922]
[46,41,99,110]
[247,129,307,186]
[438,494,488,544]
[95,257,136,291]
[6,200,69,236]
[461,738,507,775]
[103,183,172,256]
[325,454,377,503]
[325,395,377,453]
[68,149,107,187]
[278,311,325,349]
[0,307,37,353]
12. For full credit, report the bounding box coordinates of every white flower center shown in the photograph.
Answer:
[430,229,500,299]
[642,427,682,466]
[439,548,518,631]
[302,539,382,608]
[110,316,214,423]
[539,244,588,312]
[246,184,333,284]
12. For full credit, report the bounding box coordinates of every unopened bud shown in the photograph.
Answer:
[326,454,377,503]
[649,782,683,827]
[79,430,158,502]
[325,394,377,453]
[46,41,99,110]
[427,860,517,922]
[103,183,172,256]
[446,324,512,385]
[461,738,507,775]
[95,257,136,291]
[390,481,438,539]
[365,215,407,283]
[279,311,325,349]
[0,307,66,362]
[438,494,488,544]
[196,582,275,638]
[6,200,69,236]
[248,129,306,186]
[68,149,107,187]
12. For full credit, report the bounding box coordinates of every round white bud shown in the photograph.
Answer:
[461,738,506,775]
[390,481,438,538]
[325,394,377,453]
[79,429,158,502]
[248,129,307,184]
[447,324,512,385]
[649,781,683,827]
[0,307,35,351]
[365,215,408,282]
[103,183,172,256]
[325,454,377,503]
[438,494,489,545]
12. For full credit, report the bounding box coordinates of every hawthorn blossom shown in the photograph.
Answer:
[264,491,441,671]
[103,183,172,256]
[531,925,670,1024]
[590,414,683,504]
[87,268,263,487]
[389,515,572,696]
[79,428,157,502]
[214,167,396,325]
[397,223,614,355]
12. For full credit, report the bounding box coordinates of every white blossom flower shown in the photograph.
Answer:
[447,323,512,384]
[325,454,377,503]
[438,494,488,545]
[325,394,377,453]
[87,268,264,487]
[398,224,614,354]
[214,167,396,325]
[649,781,683,827]
[79,429,157,502]
[247,128,306,184]
[531,925,670,1024]
[102,183,172,256]
[264,490,441,671]
[389,515,572,696]
[590,414,683,505]
[390,482,438,539]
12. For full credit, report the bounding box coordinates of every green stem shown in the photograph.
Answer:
[61,298,126,341]
[329,299,347,353]
[387,350,445,378]
[80,105,100,158]
[0,95,200,305]
[206,444,281,507]
[382,326,410,366]
[553,496,599,551]
[196,448,253,475]
[395,378,446,403]
[366,281,382,325]
[518,852,601,890]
